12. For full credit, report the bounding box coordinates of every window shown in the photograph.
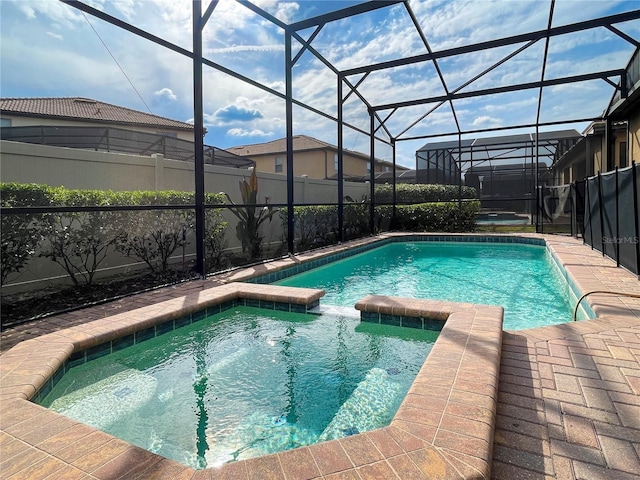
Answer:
[334,153,338,172]
[366,161,371,172]
[385,166,390,172]
[620,142,628,168]
[0,118,11,128]
[275,156,283,173]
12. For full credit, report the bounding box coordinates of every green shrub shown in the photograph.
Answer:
[39,188,127,286]
[281,203,372,249]
[282,196,478,248]
[205,203,228,273]
[279,206,338,250]
[114,191,194,274]
[375,183,477,204]
[377,200,480,232]
[115,191,227,274]
[0,183,53,284]
[344,202,369,239]
[0,183,228,286]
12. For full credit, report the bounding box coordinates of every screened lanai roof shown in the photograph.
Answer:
[5,0,640,269]
[417,129,582,169]
[33,0,640,169]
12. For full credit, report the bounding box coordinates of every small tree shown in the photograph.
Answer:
[222,169,276,260]
[39,188,126,287]
[1,183,51,285]
[115,191,194,275]
[204,195,228,273]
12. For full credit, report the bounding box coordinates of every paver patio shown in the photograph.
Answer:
[1,233,639,479]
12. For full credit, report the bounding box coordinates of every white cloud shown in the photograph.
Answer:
[17,1,85,27]
[227,128,273,137]
[483,97,537,113]
[472,115,502,127]
[46,32,64,41]
[111,0,137,21]
[154,88,177,100]
[2,0,638,166]
[271,1,300,24]
[207,45,284,55]
[17,4,36,19]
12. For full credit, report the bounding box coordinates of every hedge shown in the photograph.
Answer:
[2,182,480,285]
[375,183,477,204]
[281,199,480,250]
[0,183,227,286]
[0,183,52,284]
[376,200,481,232]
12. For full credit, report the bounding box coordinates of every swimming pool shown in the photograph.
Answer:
[8,234,637,479]
[276,241,581,330]
[39,305,437,469]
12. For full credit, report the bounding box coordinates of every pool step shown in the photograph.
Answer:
[47,368,157,429]
[318,367,402,442]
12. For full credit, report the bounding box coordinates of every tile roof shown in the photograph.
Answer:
[227,134,408,169]
[0,97,194,130]
[227,135,334,156]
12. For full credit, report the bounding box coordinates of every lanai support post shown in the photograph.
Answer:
[535,127,540,233]
[192,0,205,277]
[392,137,397,229]
[337,75,344,242]
[285,32,295,254]
[369,112,376,233]
[615,166,620,267]
[632,161,640,278]
[598,171,605,256]
[457,134,462,208]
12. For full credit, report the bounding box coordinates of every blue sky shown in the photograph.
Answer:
[1,0,639,168]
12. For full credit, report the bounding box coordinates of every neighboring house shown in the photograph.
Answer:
[0,97,194,139]
[0,97,253,168]
[226,135,409,181]
[552,48,640,185]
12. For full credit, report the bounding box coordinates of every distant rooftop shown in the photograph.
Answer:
[228,135,340,156]
[228,134,409,169]
[417,130,582,152]
[0,97,194,131]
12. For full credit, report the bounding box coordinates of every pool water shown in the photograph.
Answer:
[276,242,579,330]
[41,306,436,469]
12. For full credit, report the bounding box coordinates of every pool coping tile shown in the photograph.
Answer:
[1,232,639,480]
[0,285,503,479]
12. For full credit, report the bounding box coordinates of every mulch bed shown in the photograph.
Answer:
[0,271,196,330]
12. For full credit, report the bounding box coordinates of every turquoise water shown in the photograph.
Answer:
[276,242,578,330]
[41,306,436,469]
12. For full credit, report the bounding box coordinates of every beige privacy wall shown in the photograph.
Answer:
[0,140,370,292]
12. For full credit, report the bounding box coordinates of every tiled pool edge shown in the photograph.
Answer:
[0,283,325,402]
[2,233,638,480]
[234,233,546,285]
[1,285,504,479]
[31,295,323,405]
[356,295,504,478]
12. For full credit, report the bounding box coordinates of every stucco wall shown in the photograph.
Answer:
[0,141,368,201]
[589,136,604,176]
[629,111,640,165]
[249,148,393,180]
[0,141,369,293]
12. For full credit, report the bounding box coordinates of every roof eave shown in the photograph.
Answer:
[0,110,195,131]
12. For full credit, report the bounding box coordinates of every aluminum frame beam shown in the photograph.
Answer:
[289,1,403,31]
[373,70,627,112]
[341,10,640,77]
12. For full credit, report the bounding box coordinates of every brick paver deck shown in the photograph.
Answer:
[1,233,639,479]
[490,236,640,480]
